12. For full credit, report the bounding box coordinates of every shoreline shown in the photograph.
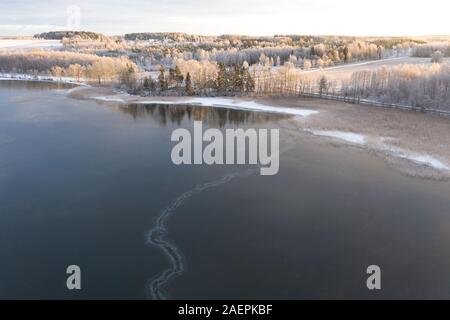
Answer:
[76,86,450,179]
[0,73,91,87]
[3,78,450,179]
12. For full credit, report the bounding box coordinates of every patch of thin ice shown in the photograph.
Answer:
[136,97,319,117]
[409,155,449,171]
[383,145,450,171]
[307,129,450,172]
[306,129,366,145]
[93,96,126,103]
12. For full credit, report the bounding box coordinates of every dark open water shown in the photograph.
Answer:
[1,81,450,299]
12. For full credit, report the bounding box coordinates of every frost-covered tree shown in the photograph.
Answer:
[318,75,328,96]
[341,64,450,111]
[119,64,137,90]
[431,51,444,63]
[169,65,184,87]
[303,59,312,70]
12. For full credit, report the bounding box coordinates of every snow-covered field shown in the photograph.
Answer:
[0,40,62,50]
[303,56,450,82]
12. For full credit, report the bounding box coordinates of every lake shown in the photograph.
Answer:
[1,80,450,299]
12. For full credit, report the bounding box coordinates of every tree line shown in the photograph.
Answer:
[58,32,418,71]
[0,50,137,83]
[341,64,450,111]
[412,45,450,58]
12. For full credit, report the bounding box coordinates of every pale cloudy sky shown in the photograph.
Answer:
[0,0,449,36]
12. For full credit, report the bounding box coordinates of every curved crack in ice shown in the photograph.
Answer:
[145,168,259,300]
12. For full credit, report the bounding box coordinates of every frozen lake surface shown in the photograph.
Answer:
[1,81,450,299]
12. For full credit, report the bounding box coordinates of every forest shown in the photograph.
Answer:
[341,64,450,111]
[0,50,136,83]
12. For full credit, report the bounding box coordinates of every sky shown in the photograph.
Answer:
[0,0,449,37]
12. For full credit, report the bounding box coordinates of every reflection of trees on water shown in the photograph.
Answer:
[119,103,291,127]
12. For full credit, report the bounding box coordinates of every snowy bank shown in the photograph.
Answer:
[93,96,319,117]
[305,129,366,145]
[93,96,126,103]
[305,129,450,172]
[0,73,89,87]
[381,144,450,171]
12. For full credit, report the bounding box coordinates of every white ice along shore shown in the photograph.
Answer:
[93,96,319,117]
[93,96,127,103]
[305,129,450,172]
[140,98,319,117]
[0,73,89,86]
[381,144,450,171]
[305,129,367,145]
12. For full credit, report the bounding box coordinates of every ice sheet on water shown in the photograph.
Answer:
[305,129,366,145]
[136,97,319,117]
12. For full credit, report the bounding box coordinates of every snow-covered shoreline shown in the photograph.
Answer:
[305,129,450,172]
[1,75,316,117]
[140,97,319,117]
[305,129,366,145]
[2,78,448,176]
[88,89,450,175]
[0,73,89,87]
[0,77,317,117]
[93,95,319,117]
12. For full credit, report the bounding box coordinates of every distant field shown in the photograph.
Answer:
[0,40,62,50]
[303,56,450,82]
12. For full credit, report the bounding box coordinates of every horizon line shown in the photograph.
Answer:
[4,30,450,39]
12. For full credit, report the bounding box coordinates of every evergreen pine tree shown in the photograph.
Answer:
[216,62,227,93]
[319,75,328,97]
[185,72,194,95]
[174,66,184,86]
[158,66,167,91]
[143,77,150,90]
[169,65,184,87]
